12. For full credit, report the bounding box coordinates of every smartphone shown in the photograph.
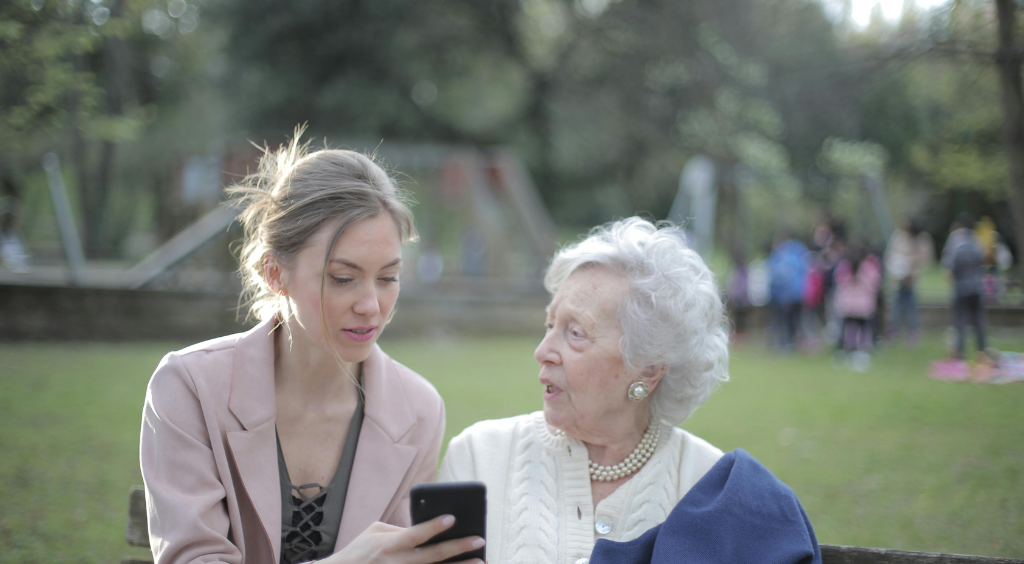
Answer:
[410,481,486,563]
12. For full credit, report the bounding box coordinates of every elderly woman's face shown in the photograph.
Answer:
[536,265,641,438]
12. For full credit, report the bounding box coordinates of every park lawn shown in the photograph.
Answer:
[1,333,1022,563]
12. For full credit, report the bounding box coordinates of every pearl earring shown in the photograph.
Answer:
[627,381,649,402]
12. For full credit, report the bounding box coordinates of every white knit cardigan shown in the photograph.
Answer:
[437,411,723,564]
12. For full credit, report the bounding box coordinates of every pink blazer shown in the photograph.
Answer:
[140,318,446,564]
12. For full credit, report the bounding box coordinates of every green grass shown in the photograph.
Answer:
[1,334,1023,562]
[0,343,167,564]
[699,335,1024,558]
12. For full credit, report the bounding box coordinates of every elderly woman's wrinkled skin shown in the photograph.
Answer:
[535,264,666,505]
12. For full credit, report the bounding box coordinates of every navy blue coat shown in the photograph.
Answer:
[590,449,821,564]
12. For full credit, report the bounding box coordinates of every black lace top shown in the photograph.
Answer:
[277,387,364,564]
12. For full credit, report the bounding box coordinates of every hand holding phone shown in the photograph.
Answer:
[410,482,487,564]
[322,516,484,564]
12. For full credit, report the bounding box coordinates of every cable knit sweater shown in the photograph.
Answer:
[437,411,723,564]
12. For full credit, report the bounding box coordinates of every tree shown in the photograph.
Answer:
[845,0,1024,284]
[993,0,1024,285]
[0,0,202,257]
[214,0,855,230]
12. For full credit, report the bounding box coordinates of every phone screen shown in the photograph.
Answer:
[410,481,487,563]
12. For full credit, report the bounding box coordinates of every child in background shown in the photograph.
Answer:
[833,243,882,371]
[801,252,826,351]
[820,223,847,346]
[768,231,808,352]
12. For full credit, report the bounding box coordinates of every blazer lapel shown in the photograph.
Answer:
[225,319,282,563]
[335,344,418,550]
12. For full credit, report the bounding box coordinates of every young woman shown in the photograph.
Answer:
[140,130,483,564]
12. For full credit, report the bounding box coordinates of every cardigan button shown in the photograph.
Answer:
[575,559,590,564]
[595,519,612,534]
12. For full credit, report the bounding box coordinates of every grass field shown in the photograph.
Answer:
[1,332,1022,562]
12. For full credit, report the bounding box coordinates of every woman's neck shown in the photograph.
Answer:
[579,410,652,467]
[274,319,359,403]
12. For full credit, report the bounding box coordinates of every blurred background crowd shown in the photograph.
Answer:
[731,209,1016,368]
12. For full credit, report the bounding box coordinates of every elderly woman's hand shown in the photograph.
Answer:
[321,516,485,564]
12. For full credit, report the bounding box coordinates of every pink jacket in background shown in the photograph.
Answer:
[833,255,882,319]
[140,318,446,564]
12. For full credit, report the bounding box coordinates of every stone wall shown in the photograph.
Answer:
[1,284,1020,342]
[0,284,549,342]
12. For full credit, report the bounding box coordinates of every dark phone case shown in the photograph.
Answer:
[410,482,486,563]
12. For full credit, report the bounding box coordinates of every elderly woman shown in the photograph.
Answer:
[438,217,732,564]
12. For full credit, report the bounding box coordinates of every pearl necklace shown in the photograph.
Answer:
[554,424,661,481]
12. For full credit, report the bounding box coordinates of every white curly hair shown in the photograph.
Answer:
[544,217,730,425]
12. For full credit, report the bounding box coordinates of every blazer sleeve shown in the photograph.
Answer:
[384,397,446,527]
[140,353,241,564]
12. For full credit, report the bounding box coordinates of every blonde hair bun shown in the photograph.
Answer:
[227,125,417,322]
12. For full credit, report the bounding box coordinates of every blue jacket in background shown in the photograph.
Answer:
[589,449,821,564]
[769,240,809,306]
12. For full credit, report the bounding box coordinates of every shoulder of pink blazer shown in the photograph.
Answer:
[366,345,446,443]
[145,323,268,440]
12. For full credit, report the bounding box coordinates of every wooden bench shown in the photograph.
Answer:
[125,487,1023,563]
[123,486,152,564]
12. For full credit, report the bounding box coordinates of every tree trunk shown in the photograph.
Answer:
[994,0,1024,287]
[91,0,130,257]
[70,0,131,258]
[65,6,99,257]
[715,161,740,259]
[0,168,24,236]
[69,74,94,255]
[528,75,554,194]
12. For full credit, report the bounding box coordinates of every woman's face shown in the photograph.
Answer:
[535,265,643,440]
[275,213,402,363]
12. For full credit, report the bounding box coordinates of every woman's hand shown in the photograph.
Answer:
[322,515,485,564]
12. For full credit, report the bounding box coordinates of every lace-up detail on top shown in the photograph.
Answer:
[276,377,365,564]
[281,483,330,564]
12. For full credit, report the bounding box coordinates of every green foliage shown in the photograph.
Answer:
[0,0,218,258]
[212,0,846,227]
[0,0,150,150]
[911,142,1009,194]
[855,65,921,169]
[820,137,889,176]
[842,1,1010,199]
[905,61,1008,195]
[4,0,1019,258]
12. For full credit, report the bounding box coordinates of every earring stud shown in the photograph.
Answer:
[627,381,649,402]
